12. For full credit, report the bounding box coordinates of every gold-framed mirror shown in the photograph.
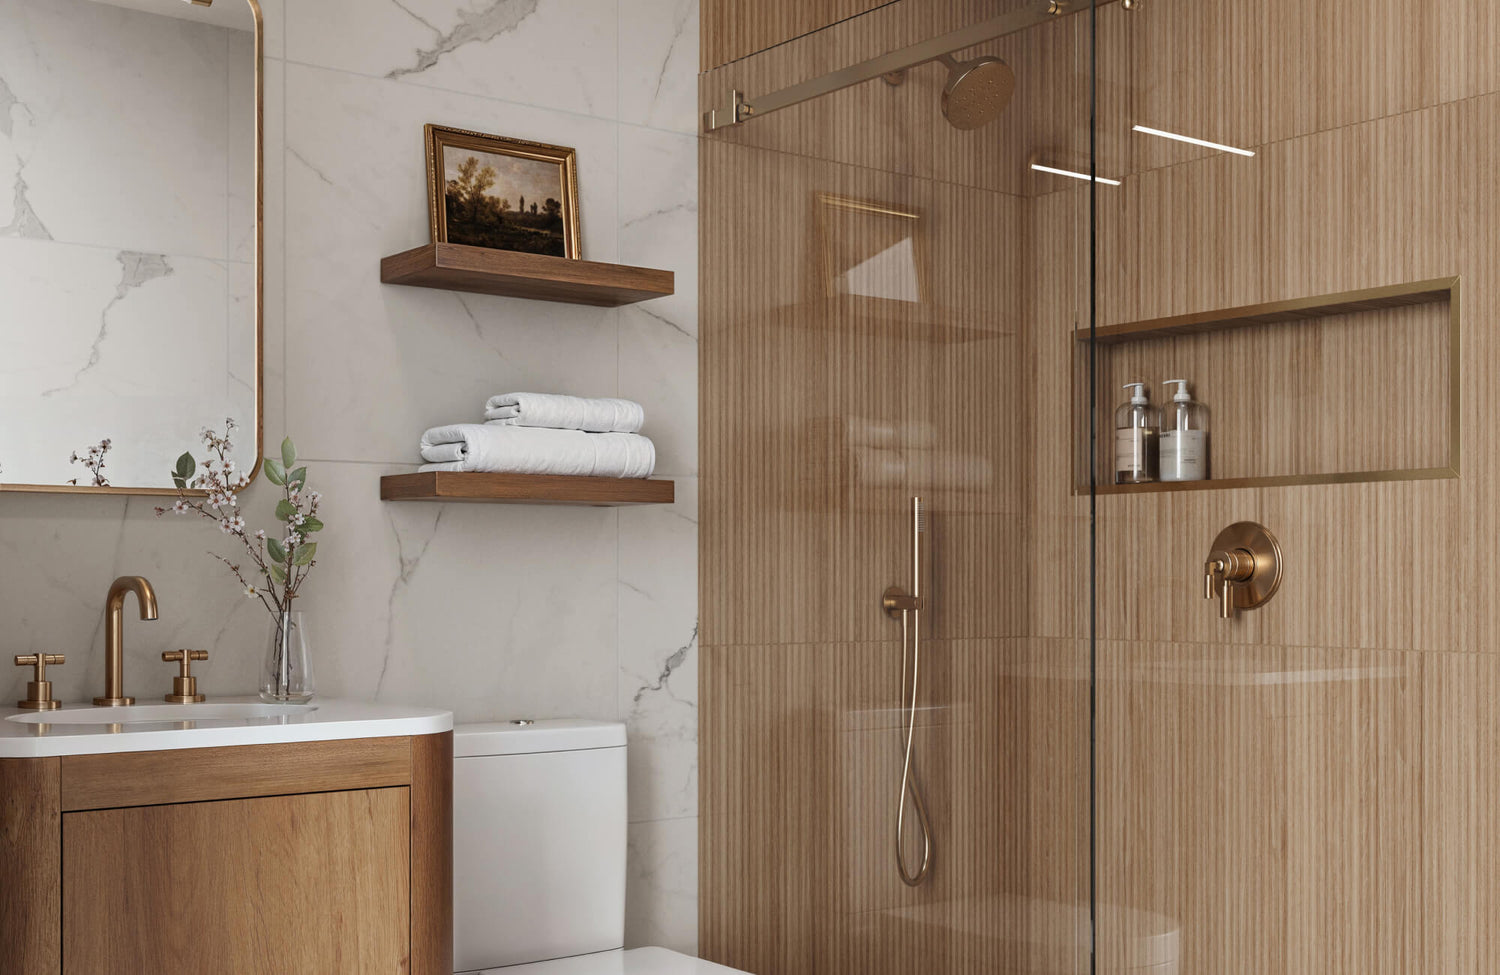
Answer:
[0,0,263,495]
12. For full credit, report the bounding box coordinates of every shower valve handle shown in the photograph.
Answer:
[1202,523,1284,620]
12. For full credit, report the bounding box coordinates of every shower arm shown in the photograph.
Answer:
[703,0,1084,132]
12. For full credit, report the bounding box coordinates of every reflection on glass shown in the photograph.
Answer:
[816,194,927,303]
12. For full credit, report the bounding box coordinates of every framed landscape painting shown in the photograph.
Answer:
[425,124,580,258]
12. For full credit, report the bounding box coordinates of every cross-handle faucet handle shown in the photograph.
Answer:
[14,653,65,710]
[161,649,208,704]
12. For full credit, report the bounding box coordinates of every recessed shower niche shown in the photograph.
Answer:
[1075,277,1459,494]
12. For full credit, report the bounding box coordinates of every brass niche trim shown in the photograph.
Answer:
[814,193,931,305]
[1075,275,1462,495]
[0,0,265,498]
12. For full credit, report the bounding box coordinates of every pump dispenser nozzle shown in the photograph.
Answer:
[1123,381,1149,405]
[1164,379,1192,403]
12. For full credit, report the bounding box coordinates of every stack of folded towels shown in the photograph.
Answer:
[419,392,655,478]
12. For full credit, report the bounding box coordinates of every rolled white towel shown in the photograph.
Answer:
[842,416,938,449]
[419,424,656,478]
[483,392,645,433]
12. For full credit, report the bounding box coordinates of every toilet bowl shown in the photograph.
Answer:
[454,720,750,975]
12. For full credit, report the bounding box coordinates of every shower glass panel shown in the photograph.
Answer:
[700,1,1095,973]
[1093,1,1478,973]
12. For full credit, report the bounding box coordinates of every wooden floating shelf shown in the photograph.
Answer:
[380,471,675,506]
[1074,276,1457,345]
[380,243,674,307]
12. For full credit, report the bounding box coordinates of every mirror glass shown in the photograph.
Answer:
[0,0,260,492]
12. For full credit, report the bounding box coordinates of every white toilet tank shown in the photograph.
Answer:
[454,719,628,974]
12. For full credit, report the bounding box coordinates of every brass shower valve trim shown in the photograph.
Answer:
[162,648,208,704]
[1203,521,1283,620]
[15,653,64,710]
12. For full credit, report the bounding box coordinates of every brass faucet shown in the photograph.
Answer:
[95,575,158,706]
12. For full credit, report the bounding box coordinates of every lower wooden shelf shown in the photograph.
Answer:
[380,471,675,506]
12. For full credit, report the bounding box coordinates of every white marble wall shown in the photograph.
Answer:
[0,0,700,954]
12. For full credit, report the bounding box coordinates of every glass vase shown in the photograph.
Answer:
[261,609,314,703]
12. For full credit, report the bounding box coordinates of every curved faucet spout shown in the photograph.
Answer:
[96,575,157,706]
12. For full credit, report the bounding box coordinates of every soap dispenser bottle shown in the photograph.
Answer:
[1114,381,1160,484]
[1160,379,1210,482]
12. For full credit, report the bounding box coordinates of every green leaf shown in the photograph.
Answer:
[280,437,296,470]
[174,452,196,480]
[299,517,324,533]
[268,563,287,585]
[266,537,287,564]
[275,499,296,522]
[263,458,285,486]
[288,467,308,490]
[172,474,186,490]
[292,542,317,566]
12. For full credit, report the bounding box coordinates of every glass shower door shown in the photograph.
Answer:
[1090,1,1476,972]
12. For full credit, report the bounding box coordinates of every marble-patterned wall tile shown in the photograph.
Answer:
[626,816,700,954]
[618,0,701,134]
[261,55,287,446]
[620,478,698,822]
[281,62,623,463]
[289,461,622,721]
[619,126,698,476]
[2,0,700,951]
[256,0,284,59]
[0,480,287,707]
[286,0,619,119]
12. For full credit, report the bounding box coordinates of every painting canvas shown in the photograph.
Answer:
[426,125,580,258]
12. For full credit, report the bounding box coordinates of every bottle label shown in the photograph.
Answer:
[1115,428,1148,475]
[1160,429,1207,481]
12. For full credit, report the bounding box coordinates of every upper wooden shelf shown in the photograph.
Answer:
[380,243,674,307]
[1075,276,1458,345]
[380,471,675,506]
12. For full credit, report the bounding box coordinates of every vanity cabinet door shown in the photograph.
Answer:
[62,787,411,975]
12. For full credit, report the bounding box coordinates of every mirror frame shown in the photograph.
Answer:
[1,0,264,498]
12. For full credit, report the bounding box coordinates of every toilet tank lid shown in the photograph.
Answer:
[454,718,626,757]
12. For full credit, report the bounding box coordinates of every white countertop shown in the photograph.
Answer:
[0,696,452,758]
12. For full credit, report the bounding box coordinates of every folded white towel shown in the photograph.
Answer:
[848,446,993,491]
[483,392,645,433]
[419,424,656,478]
[842,416,938,450]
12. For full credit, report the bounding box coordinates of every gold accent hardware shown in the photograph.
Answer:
[14,653,64,710]
[162,649,208,704]
[1075,276,1461,495]
[96,576,158,706]
[1203,522,1282,619]
[882,498,934,886]
[702,0,1085,132]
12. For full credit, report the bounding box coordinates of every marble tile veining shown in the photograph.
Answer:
[2,0,700,949]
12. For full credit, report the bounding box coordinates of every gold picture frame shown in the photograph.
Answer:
[814,193,930,304]
[425,124,581,259]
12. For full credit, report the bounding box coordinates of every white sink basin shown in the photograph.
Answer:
[6,702,315,725]
[0,697,451,758]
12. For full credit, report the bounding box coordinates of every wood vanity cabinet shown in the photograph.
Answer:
[0,732,452,975]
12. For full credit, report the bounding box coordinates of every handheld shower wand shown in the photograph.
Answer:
[882,497,934,886]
